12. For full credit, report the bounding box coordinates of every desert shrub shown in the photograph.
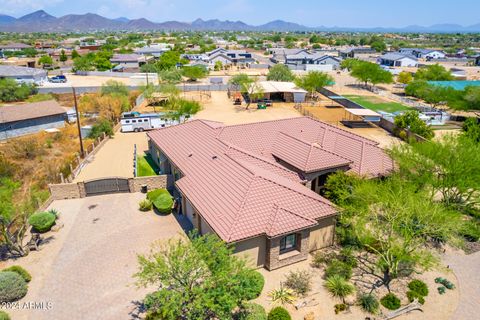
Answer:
[334,303,347,314]
[242,270,265,300]
[89,119,114,139]
[435,277,455,290]
[284,270,312,297]
[324,259,352,280]
[324,275,355,303]
[380,293,401,310]
[0,272,28,302]
[239,302,267,320]
[0,311,10,320]
[408,279,429,297]
[28,211,56,233]
[139,199,153,212]
[267,285,296,306]
[438,286,446,294]
[338,247,358,268]
[311,251,337,268]
[406,290,425,304]
[147,189,173,214]
[1,266,31,283]
[358,293,379,314]
[267,306,291,320]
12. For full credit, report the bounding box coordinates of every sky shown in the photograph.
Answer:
[1,0,480,28]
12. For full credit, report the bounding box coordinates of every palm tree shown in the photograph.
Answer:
[324,275,355,304]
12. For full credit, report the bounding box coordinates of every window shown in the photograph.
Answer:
[132,120,137,123]
[280,234,297,253]
[125,120,130,124]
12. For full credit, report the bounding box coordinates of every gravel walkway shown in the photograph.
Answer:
[443,250,480,319]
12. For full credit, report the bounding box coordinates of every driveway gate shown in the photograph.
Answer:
[84,178,130,196]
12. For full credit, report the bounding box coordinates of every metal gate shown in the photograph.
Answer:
[84,178,130,196]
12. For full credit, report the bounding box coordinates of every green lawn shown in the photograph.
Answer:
[137,154,159,177]
[343,95,410,113]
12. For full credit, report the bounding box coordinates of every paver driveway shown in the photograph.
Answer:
[15,193,189,320]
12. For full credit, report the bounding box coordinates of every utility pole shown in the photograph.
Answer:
[72,87,85,158]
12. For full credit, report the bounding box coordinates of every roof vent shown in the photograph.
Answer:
[212,155,218,160]
[188,153,193,157]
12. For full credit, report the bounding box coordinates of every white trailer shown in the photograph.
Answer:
[121,113,172,132]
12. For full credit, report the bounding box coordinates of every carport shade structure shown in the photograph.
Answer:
[253,81,308,103]
[147,117,393,244]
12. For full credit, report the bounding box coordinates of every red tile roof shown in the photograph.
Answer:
[148,117,393,242]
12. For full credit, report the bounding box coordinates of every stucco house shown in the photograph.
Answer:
[110,54,153,72]
[0,65,47,84]
[399,48,446,60]
[378,53,418,67]
[0,100,66,140]
[147,117,393,270]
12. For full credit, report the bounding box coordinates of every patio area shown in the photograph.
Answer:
[8,193,190,320]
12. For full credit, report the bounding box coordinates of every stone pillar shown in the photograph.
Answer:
[77,182,86,198]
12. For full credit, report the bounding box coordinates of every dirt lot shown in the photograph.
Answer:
[42,73,131,88]
[194,91,301,125]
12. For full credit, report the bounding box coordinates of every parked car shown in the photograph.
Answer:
[49,75,67,83]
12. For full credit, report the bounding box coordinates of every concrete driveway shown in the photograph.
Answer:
[12,193,189,320]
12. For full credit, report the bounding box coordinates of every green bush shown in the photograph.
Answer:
[28,211,56,233]
[89,119,114,139]
[139,199,153,212]
[267,306,291,320]
[408,279,429,297]
[438,286,446,294]
[334,303,347,314]
[338,247,358,268]
[0,272,28,302]
[435,277,455,290]
[2,266,31,282]
[284,270,312,297]
[0,311,10,320]
[380,293,401,310]
[240,302,267,320]
[311,251,337,268]
[324,259,352,280]
[147,189,173,214]
[242,270,265,300]
[358,293,379,314]
[406,290,425,304]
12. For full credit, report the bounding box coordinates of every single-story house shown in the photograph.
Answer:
[270,48,309,64]
[110,54,153,72]
[0,65,47,84]
[398,48,446,60]
[134,44,171,58]
[0,100,66,140]
[338,47,376,59]
[377,53,418,67]
[0,43,33,52]
[147,117,393,270]
[285,53,341,71]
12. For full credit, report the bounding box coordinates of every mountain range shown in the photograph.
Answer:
[1,10,480,33]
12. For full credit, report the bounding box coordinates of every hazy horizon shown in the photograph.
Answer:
[2,0,480,28]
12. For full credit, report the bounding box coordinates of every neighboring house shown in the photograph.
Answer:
[147,117,393,270]
[270,48,308,64]
[0,43,33,52]
[110,54,153,72]
[182,48,255,68]
[0,65,47,84]
[134,44,172,58]
[0,100,66,140]
[377,53,418,67]
[399,48,446,60]
[338,47,376,59]
[285,53,341,71]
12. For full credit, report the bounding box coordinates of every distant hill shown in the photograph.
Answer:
[0,10,479,33]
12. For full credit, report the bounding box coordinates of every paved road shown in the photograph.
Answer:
[20,193,190,320]
[443,251,480,320]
